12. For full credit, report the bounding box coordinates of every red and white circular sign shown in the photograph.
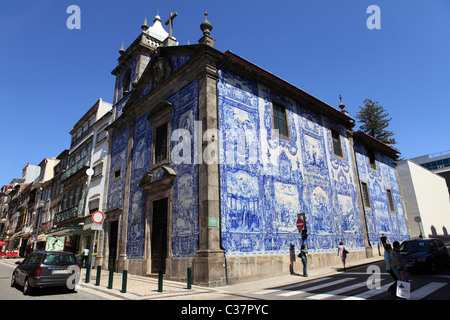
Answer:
[92,211,104,224]
[296,218,304,231]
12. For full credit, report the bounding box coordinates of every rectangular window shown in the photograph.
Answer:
[368,149,377,170]
[272,102,289,139]
[155,123,168,163]
[93,163,103,178]
[386,189,395,213]
[361,182,371,208]
[114,168,121,180]
[331,129,343,158]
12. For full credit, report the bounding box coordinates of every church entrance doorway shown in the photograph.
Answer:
[151,198,168,274]
[108,220,118,271]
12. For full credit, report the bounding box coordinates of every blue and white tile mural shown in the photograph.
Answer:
[107,51,408,264]
[354,143,409,245]
[108,78,200,260]
[107,128,129,212]
[126,114,152,259]
[217,68,382,256]
[167,80,200,258]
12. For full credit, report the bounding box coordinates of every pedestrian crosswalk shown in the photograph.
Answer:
[251,276,448,300]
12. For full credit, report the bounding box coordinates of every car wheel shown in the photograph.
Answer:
[23,278,32,295]
[10,272,16,288]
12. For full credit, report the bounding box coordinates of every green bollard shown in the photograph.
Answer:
[158,270,163,292]
[187,268,192,290]
[95,266,101,286]
[85,264,91,283]
[107,268,114,289]
[121,270,127,293]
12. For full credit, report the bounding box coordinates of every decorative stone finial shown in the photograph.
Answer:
[200,11,213,36]
[119,42,125,55]
[141,17,149,31]
[339,94,345,111]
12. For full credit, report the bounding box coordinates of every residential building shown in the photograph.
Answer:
[409,150,450,196]
[51,99,112,257]
[397,159,450,238]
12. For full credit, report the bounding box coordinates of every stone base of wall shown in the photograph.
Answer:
[224,249,372,285]
[103,247,380,287]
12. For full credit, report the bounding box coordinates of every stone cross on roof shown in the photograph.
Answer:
[165,12,178,38]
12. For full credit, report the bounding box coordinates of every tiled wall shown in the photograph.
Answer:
[218,68,367,256]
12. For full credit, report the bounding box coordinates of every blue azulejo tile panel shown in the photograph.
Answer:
[354,143,409,244]
[126,113,152,259]
[122,80,200,260]
[168,54,193,73]
[107,128,129,212]
[218,68,366,257]
[167,80,200,258]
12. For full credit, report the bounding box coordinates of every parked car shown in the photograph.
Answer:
[11,251,79,295]
[400,238,450,273]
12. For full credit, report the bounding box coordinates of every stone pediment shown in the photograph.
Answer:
[139,166,176,190]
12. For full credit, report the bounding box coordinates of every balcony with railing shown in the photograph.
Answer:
[53,202,85,224]
[61,155,90,182]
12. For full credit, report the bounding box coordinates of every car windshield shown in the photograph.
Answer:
[43,253,77,266]
[401,241,430,252]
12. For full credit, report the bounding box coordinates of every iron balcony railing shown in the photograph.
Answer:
[61,155,90,182]
[53,202,84,224]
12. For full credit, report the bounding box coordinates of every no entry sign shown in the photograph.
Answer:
[296,218,304,231]
[92,211,104,224]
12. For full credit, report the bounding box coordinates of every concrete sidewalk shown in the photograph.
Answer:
[1,255,384,300]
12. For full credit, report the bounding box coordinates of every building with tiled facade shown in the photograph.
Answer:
[1,12,410,287]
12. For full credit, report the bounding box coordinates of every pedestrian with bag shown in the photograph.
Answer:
[391,241,410,299]
[383,243,398,296]
[337,241,348,271]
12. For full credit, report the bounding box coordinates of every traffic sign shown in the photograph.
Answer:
[92,211,104,224]
[296,218,304,231]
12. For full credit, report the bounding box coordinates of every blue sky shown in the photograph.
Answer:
[1,0,449,184]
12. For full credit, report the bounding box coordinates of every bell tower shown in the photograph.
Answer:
[111,15,172,107]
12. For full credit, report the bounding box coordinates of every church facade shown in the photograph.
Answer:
[98,13,409,286]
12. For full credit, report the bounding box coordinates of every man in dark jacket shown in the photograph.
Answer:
[390,241,408,281]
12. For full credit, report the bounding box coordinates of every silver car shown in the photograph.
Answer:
[11,251,80,295]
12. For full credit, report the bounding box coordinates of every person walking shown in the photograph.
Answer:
[299,244,308,277]
[81,247,90,268]
[390,241,408,282]
[337,241,348,271]
[383,243,398,296]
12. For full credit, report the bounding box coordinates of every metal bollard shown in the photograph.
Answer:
[107,268,114,289]
[95,266,101,286]
[187,268,192,290]
[158,269,163,292]
[121,270,127,293]
[85,264,91,283]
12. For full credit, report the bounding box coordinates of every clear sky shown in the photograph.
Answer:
[1,0,449,185]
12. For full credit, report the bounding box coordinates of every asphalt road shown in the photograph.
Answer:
[207,260,450,300]
[0,261,106,300]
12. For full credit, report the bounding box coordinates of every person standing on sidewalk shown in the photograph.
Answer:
[337,241,348,271]
[299,244,308,277]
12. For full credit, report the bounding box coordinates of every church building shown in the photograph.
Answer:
[99,12,409,286]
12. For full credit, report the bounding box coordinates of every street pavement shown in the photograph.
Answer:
[0,254,386,300]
